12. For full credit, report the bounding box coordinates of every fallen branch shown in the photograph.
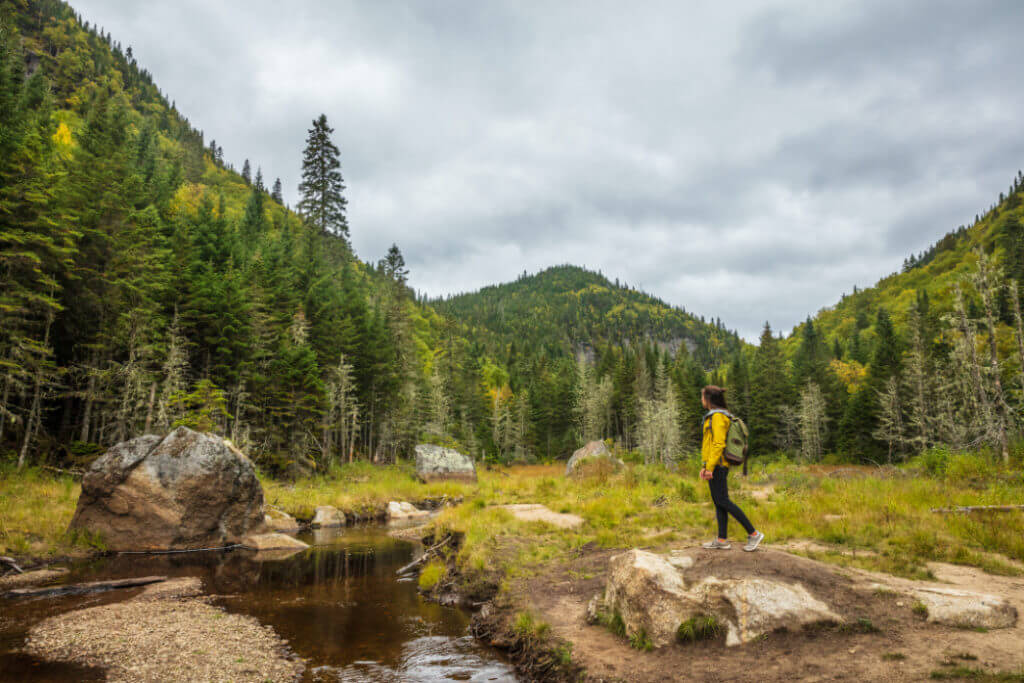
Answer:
[0,556,24,574]
[39,464,85,477]
[396,535,452,575]
[3,575,167,600]
[931,504,1024,514]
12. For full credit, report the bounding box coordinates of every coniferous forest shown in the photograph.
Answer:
[3,0,1024,475]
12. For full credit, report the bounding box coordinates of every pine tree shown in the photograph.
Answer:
[379,243,409,285]
[749,323,789,453]
[271,177,283,204]
[297,114,348,239]
[241,158,251,185]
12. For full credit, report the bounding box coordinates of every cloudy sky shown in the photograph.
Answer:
[75,0,1024,339]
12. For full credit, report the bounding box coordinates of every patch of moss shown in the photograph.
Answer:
[418,559,446,591]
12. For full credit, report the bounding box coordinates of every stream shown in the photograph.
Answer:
[0,523,517,682]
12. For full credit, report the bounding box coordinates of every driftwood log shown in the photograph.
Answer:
[396,535,452,576]
[931,504,1024,514]
[2,575,167,600]
[0,556,24,574]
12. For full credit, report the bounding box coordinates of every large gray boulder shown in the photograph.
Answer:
[565,440,623,477]
[590,549,841,648]
[414,444,477,482]
[69,427,265,551]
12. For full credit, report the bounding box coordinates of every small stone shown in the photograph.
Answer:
[264,508,300,533]
[387,501,430,521]
[311,505,345,528]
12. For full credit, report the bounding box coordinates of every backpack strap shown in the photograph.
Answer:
[702,409,733,430]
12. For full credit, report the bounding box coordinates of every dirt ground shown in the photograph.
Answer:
[511,543,1024,682]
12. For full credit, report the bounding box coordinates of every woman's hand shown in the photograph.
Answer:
[699,467,713,481]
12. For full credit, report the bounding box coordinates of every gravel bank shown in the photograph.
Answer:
[24,577,303,682]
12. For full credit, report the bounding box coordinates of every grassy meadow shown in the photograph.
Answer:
[1,451,1022,584]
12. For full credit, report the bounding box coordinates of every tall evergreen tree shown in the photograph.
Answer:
[297,114,348,239]
[241,158,251,185]
[271,177,283,204]
[749,323,789,453]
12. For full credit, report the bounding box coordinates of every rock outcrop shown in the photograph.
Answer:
[68,427,264,551]
[911,586,1017,629]
[414,444,477,482]
[388,501,430,521]
[590,549,841,648]
[311,505,345,528]
[565,440,624,477]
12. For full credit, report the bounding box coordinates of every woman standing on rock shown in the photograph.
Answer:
[699,385,764,551]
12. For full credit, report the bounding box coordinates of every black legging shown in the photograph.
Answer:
[709,465,755,539]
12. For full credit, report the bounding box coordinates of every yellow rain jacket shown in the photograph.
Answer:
[701,411,731,470]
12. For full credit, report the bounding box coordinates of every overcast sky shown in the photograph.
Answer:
[75,0,1024,340]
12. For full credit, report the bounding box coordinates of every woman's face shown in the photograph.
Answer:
[700,391,708,410]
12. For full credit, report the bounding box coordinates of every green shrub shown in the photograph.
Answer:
[913,447,952,477]
[629,628,653,651]
[677,614,722,642]
[678,480,698,502]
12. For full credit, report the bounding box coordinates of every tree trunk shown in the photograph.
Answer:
[143,382,157,434]
[18,313,52,469]
[80,364,97,443]
[0,375,10,444]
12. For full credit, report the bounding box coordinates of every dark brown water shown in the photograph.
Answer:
[0,524,517,682]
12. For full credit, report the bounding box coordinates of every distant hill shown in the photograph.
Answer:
[789,172,1024,359]
[434,265,743,368]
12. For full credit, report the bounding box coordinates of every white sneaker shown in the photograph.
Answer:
[743,531,765,552]
[702,538,731,549]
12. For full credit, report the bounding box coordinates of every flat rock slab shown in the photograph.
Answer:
[243,532,309,552]
[912,585,1018,629]
[24,578,303,682]
[498,504,584,529]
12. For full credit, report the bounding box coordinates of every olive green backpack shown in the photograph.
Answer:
[703,409,750,472]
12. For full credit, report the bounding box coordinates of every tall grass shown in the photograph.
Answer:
[0,465,101,557]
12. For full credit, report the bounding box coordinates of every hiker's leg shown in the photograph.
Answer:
[709,468,729,538]
[714,466,755,535]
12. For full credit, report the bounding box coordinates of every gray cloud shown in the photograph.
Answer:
[74,0,1024,340]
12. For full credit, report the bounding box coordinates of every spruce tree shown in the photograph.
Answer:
[241,158,251,185]
[271,177,283,204]
[379,243,409,285]
[297,114,348,239]
[749,323,790,453]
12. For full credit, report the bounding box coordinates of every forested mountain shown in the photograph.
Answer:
[434,265,742,369]
[739,173,1024,463]
[4,0,1023,473]
[0,0,471,471]
[0,0,729,470]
